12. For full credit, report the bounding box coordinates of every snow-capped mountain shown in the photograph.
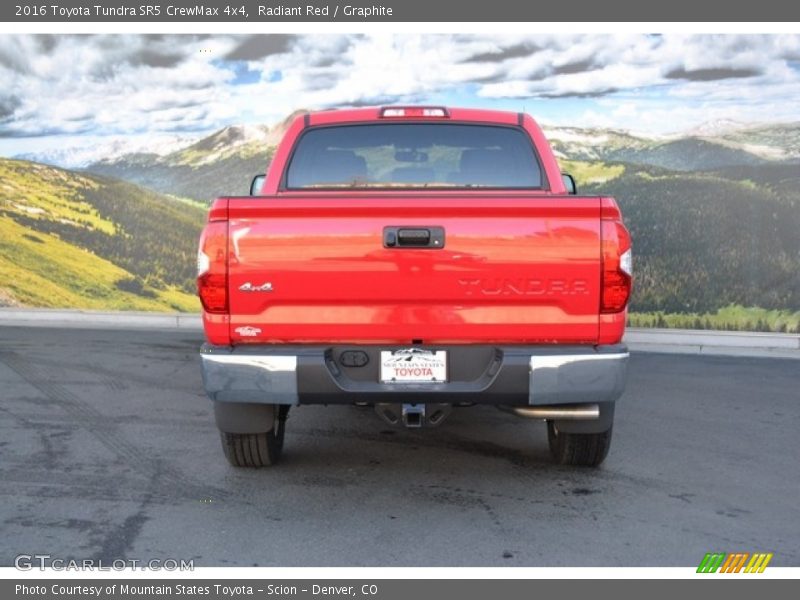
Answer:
[86,111,305,202]
[14,134,201,169]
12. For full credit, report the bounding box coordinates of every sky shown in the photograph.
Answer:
[1,33,800,158]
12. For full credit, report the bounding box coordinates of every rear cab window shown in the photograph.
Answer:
[284,123,544,189]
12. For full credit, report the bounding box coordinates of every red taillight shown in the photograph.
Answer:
[197,221,228,314]
[601,219,633,313]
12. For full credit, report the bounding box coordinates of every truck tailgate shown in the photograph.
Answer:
[225,195,602,344]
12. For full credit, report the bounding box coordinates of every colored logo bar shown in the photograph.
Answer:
[697,552,773,573]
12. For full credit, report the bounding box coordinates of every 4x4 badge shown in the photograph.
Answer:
[234,326,261,337]
[239,282,273,292]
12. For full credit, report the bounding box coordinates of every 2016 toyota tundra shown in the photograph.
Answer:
[197,106,632,468]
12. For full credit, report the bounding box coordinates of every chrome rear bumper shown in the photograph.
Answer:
[200,344,628,410]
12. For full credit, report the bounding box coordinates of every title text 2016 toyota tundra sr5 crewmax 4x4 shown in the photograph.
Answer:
[197,107,632,468]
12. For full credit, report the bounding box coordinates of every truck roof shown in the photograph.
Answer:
[306,106,526,127]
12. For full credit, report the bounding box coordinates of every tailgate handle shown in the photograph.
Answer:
[399,229,430,245]
[384,226,445,249]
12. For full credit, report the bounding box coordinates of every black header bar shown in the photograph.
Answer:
[4,0,800,22]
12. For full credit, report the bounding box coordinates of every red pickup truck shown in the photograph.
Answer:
[198,107,632,468]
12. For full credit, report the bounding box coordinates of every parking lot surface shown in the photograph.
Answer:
[1,326,797,566]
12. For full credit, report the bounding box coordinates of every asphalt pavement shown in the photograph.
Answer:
[0,326,798,567]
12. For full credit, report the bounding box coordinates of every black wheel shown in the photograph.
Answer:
[220,405,289,467]
[547,421,612,467]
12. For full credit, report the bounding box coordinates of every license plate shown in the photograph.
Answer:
[380,349,447,383]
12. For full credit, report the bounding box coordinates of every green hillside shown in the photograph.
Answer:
[575,163,800,315]
[0,158,203,311]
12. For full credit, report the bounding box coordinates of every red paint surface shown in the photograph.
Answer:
[199,107,631,346]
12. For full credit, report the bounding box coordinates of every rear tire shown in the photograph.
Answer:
[547,420,612,467]
[220,405,289,468]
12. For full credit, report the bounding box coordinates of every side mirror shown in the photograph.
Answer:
[250,174,266,196]
[562,173,577,195]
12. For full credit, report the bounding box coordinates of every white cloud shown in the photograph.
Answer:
[1,33,799,147]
